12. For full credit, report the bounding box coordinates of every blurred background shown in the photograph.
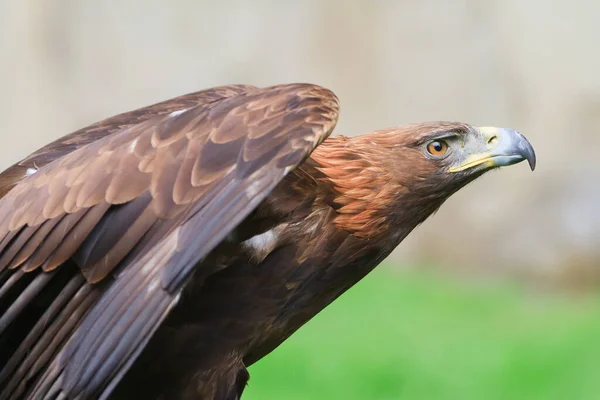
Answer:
[1,1,599,399]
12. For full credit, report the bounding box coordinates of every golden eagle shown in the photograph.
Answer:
[0,84,535,399]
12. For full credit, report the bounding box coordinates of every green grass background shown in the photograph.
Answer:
[245,266,600,400]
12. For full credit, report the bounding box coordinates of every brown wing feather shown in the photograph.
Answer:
[0,83,339,399]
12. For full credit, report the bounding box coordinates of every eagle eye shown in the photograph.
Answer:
[426,140,448,157]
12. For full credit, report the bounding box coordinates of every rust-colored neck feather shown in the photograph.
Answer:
[308,129,451,241]
[310,133,399,239]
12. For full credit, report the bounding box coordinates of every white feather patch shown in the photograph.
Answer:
[242,229,278,260]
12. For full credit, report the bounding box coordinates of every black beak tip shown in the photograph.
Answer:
[527,154,536,171]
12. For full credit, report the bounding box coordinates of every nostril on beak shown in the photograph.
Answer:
[487,135,499,148]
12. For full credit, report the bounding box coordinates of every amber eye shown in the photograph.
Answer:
[426,140,448,156]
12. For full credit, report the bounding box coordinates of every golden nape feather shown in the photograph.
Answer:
[0,83,535,400]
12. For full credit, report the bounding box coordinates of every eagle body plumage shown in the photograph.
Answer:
[0,84,535,399]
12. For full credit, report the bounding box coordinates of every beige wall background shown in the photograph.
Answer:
[1,1,598,285]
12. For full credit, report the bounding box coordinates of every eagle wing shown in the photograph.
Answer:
[0,83,339,399]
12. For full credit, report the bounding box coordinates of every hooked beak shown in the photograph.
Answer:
[449,127,536,172]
